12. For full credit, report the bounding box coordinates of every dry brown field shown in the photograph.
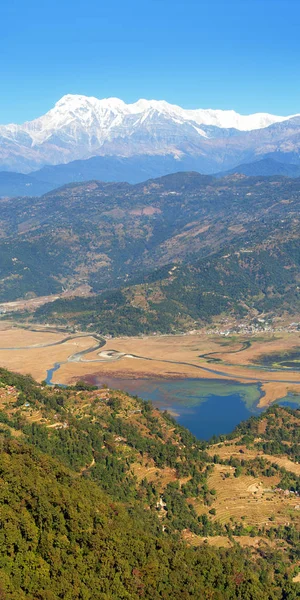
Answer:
[0,284,91,313]
[131,458,179,491]
[191,463,299,529]
[182,531,286,550]
[0,325,97,382]
[210,333,299,366]
[207,442,300,476]
[0,326,299,405]
[55,331,300,404]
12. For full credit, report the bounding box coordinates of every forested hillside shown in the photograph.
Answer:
[0,173,299,305]
[0,367,299,598]
[34,227,300,334]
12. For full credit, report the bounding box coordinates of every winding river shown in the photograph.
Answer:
[1,330,300,386]
[1,328,299,439]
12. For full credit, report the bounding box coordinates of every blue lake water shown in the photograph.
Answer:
[86,375,269,440]
[46,363,62,385]
[153,392,253,440]
[47,363,300,440]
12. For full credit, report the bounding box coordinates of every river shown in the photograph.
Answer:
[1,328,299,440]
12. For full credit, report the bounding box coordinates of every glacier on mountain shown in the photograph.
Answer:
[0,94,299,173]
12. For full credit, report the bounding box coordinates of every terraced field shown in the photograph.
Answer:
[197,463,298,528]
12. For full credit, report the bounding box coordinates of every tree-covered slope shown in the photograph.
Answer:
[0,436,297,600]
[218,158,300,178]
[34,224,300,334]
[0,367,299,598]
[0,173,299,304]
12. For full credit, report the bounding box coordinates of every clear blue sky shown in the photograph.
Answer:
[1,0,299,123]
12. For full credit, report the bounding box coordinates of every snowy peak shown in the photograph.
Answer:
[53,94,128,115]
[19,94,299,133]
[185,108,289,130]
[0,94,299,174]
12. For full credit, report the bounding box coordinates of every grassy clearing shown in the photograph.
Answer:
[182,531,286,550]
[207,442,300,476]
[191,463,299,529]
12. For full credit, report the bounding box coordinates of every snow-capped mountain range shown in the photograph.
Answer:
[0,94,300,174]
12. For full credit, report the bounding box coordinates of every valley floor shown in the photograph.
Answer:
[0,321,299,406]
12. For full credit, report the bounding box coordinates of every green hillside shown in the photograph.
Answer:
[0,367,299,598]
[34,225,300,334]
[0,173,299,303]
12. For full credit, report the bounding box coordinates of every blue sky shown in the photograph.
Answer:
[1,0,299,123]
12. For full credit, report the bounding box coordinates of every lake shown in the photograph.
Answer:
[86,375,300,440]
[85,375,272,440]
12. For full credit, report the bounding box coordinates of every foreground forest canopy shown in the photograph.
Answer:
[0,367,299,598]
